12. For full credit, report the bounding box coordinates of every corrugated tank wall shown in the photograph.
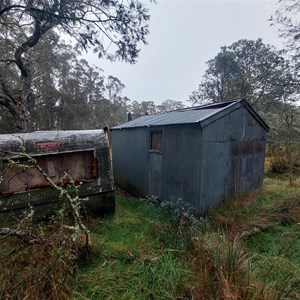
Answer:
[201,106,267,212]
[160,124,203,212]
[112,127,149,196]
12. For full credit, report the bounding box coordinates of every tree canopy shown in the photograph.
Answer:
[189,39,290,111]
[0,31,132,133]
[271,0,300,58]
[0,0,150,132]
[271,0,300,86]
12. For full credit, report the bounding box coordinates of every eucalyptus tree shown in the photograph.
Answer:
[105,75,128,127]
[0,0,150,132]
[129,99,185,116]
[270,0,300,107]
[29,32,70,130]
[271,0,300,66]
[157,100,185,112]
[128,100,155,115]
[189,39,288,112]
[137,100,158,114]
[31,41,124,130]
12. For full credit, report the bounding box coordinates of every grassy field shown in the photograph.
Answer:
[1,175,300,299]
[72,176,300,300]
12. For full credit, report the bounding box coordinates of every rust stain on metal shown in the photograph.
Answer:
[35,141,63,150]
[92,158,98,178]
[0,129,115,216]
[0,151,95,194]
[254,142,264,153]
[0,191,13,197]
[0,179,90,194]
[231,141,253,155]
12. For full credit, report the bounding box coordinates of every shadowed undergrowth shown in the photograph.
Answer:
[0,222,78,300]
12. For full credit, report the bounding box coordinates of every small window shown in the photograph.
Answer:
[149,130,163,152]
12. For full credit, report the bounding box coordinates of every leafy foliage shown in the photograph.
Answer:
[129,99,186,116]
[189,39,289,111]
[0,0,150,62]
[0,31,130,132]
[271,0,300,73]
[0,0,150,131]
[146,195,206,251]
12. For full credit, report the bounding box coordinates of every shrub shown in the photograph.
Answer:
[270,158,289,174]
[146,195,206,249]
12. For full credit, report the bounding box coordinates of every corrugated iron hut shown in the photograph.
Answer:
[0,129,115,219]
[112,99,269,215]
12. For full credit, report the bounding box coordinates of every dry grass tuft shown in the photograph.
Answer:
[0,219,88,300]
[190,234,253,299]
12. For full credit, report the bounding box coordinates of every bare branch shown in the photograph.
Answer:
[0,227,52,245]
[0,59,16,64]
[14,151,91,249]
[0,5,26,17]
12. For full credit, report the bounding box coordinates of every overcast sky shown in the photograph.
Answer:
[86,0,284,105]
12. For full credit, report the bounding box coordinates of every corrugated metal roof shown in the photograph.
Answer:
[112,99,269,131]
[116,107,224,128]
[113,101,236,129]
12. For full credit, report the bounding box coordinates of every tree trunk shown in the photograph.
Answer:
[12,101,29,133]
[5,75,31,133]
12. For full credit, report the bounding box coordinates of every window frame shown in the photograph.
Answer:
[149,129,163,153]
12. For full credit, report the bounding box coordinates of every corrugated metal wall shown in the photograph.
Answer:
[201,106,266,213]
[112,124,203,209]
[112,105,267,216]
[160,124,202,210]
[112,127,149,196]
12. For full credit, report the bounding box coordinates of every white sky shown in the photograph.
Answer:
[85,0,284,105]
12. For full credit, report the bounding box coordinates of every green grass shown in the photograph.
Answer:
[1,175,299,299]
[247,224,300,265]
[245,224,300,298]
[73,196,191,299]
[205,176,300,299]
[73,176,300,299]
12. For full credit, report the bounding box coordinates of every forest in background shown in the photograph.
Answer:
[0,0,299,168]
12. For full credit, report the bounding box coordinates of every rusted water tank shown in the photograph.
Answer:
[0,129,115,221]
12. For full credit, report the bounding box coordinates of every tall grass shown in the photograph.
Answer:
[208,177,300,236]
[196,176,300,299]
[190,233,252,299]
[74,177,300,299]
[247,224,300,299]
[0,224,77,300]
